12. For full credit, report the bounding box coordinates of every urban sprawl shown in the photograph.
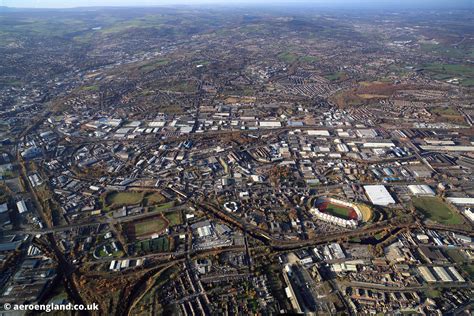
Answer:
[0,5,473,315]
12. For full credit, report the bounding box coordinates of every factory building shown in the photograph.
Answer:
[364,185,395,206]
[408,185,435,196]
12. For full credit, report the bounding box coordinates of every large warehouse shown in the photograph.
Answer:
[408,185,435,196]
[364,185,395,206]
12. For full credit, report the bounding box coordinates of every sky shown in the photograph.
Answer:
[2,0,472,9]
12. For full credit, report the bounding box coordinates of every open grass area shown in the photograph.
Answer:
[0,169,17,179]
[158,104,185,115]
[331,89,366,108]
[358,93,388,99]
[430,106,466,125]
[144,192,166,206]
[299,55,319,63]
[164,211,182,227]
[421,43,473,60]
[98,15,165,34]
[138,59,170,73]
[150,201,175,212]
[105,191,144,208]
[0,78,22,87]
[224,96,256,104]
[412,197,464,225]
[430,107,459,116]
[277,51,299,63]
[425,289,442,299]
[324,72,347,82]
[374,232,386,240]
[422,63,474,87]
[134,216,168,238]
[193,60,210,66]
[104,191,170,210]
[80,85,99,91]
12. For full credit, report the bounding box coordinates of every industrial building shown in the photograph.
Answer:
[408,185,435,196]
[433,266,452,282]
[420,145,474,152]
[16,200,28,214]
[364,185,395,206]
[417,266,436,283]
[362,142,395,148]
[446,197,474,205]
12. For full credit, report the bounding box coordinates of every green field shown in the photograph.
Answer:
[138,59,170,73]
[425,289,442,299]
[421,43,473,60]
[422,63,474,87]
[164,211,182,227]
[98,15,169,34]
[0,78,22,87]
[80,85,99,91]
[193,60,210,67]
[325,203,353,220]
[299,55,319,63]
[277,51,299,63]
[134,217,168,237]
[430,107,460,116]
[136,236,170,253]
[150,201,175,212]
[412,197,464,225]
[429,106,466,125]
[105,191,143,208]
[143,192,166,206]
[324,72,347,82]
[104,191,169,209]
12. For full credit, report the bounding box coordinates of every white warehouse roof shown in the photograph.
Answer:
[16,200,28,214]
[446,197,474,205]
[362,142,395,148]
[148,121,166,127]
[307,130,330,136]
[408,185,435,196]
[364,185,395,206]
[259,121,282,127]
[420,145,474,152]
[418,266,436,283]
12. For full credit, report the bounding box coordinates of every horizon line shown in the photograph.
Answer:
[1,0,472,10]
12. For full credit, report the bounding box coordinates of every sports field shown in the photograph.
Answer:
[318,201,358,220]
[412,197,464,225]
[356,204,373,222]
[127,215,169,240]
[136,237,171,253]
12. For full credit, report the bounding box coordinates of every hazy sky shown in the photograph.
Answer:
[2,0,472,9]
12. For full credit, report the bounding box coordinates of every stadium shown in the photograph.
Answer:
[310,197,368,228]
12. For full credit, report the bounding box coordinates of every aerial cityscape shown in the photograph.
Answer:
[0,1,473,315]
